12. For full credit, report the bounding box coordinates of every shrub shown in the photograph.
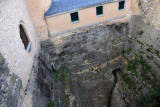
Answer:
[146,48,151,52]
[126,61,136,71]
[137,30,144,35]
[53,73,58,81]
[48,100,54,107]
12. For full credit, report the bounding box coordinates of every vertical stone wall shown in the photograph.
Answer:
[0,53,22,107]
[137,0,160,28]
[0,0,38,89]
[115,0,160,106]
[25,0,51,40]
[39,22,129,106]
[129,0,139,14]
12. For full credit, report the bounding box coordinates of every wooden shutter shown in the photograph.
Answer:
[96,6,103,15]
[119,1,125,10]
[71,12,79,22]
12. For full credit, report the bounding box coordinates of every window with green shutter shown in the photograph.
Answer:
[118,1,125,10]
[70,12,79,22]
[96,6,103,16]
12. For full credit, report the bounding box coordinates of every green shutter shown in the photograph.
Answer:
[119,1,125,10]
[96,6,103,15]
[71,12,79,22]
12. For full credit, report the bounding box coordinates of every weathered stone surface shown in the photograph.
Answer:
[111,87,126,107]
[41,22,128,72]
[39,22,129,107]
[24,2,160,106]
[117,14,160,106]
[0,53,22,107]
[137,0,160,28]
[28,55,54,107]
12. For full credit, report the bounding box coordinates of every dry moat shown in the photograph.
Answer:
[1,0,160,107]
[31,16,160,107]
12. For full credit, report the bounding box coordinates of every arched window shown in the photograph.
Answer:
[19,25,31,52]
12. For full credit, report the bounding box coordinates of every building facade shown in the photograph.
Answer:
[45,0,130,37]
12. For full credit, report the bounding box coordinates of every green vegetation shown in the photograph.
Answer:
[53,73,58,81]
[155,50,160,58]
[137,30,144,35]
[155,50,159,55]
[137,40,143,45]
[96,48,99,50]
[122,73,134,90]
[128,39,132,43]
[121,37,160,107]
[121,49,126,54]
[146,48,152,52]
[122,73,130,83]
[139,96,151,107]
[48,100,54,107]
[126,61,136,71]
[60,65,70,106]
[122,53,160,106]
[61,65,69,73]
[139,50,145,54]
[138,2,141,6]
[52,65,70,83]
[55,59,58,63]
[121,48,132,54]
[61,95,70,105]
[60,65,69,84]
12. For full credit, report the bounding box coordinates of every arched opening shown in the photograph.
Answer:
[19,25,31,52]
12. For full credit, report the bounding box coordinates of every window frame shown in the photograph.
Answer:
[95,5,104,17]
[70,11,80,24]
[118,0,126,11]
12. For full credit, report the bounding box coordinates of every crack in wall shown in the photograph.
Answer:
[108,69,119,107]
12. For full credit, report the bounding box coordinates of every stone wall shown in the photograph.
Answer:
[39,22,129,106]
[137,0,160,28]
[0,53,22,107]
[0,0,38,89]
[42,22,129,70]
[25,0,51,40]
[36,1,160,106]
[114,0,160,106]
[29,54,54,107]
[1,0,159,106]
